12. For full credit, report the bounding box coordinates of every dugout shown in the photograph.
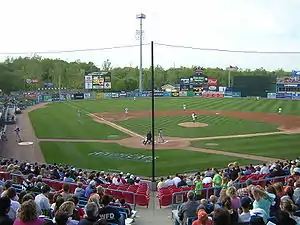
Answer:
[232,76,276,97]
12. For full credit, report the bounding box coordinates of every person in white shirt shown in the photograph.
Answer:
[165,176,174,186]
[238,197,252,223]
[35,185,51,215]
[202,176,213,184]
[172,174,181,187]
[5,187,20,221]
[260,163,270,174]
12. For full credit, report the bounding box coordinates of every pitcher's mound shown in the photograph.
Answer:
[178,122,208,128]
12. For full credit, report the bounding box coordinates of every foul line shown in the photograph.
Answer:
[66,102,144,138]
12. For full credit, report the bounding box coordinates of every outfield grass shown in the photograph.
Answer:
[40,141,262,176]
[69,98,300,115]
[191,134,300,159]
[29,103,129,140]
[117,116,279,138]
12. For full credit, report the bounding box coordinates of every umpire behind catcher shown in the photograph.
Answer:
[143,131,152,145]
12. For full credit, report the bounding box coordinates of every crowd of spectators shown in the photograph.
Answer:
[167,160,300,225]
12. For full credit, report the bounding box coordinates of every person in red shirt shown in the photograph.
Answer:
[192,209,213,225]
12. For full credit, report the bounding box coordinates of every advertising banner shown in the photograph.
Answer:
[104,93,112,99]
[126,92,135,97]
[84,93,91,99]
[171,91,179,97]
[96,93,104,99]
[119,92,127,98]
[43,95,52,102]
[52,93,60,101]
[267,93,277,99]
[179,91,187,97]
[154,91,164,97]
[232,92,242,97]
[73,93,84,100]
[111,93,119,98]
[207,78,218,86]
[187,91,195,97]
[208,86,217,91]
[224,91,233,98]
[202,92,224,98]
[276,93,292,99]
[25,78,39,84]
[84,75,93,89]
[180,78,190,91]
[24,94,37,99]
[163,92,172,97]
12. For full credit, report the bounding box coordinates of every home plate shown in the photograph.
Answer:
[18,141,34,146]
[216,113,220,115]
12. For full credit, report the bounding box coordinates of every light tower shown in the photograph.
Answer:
[136,13,146,93]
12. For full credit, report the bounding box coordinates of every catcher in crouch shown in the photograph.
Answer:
[143,131,152,145]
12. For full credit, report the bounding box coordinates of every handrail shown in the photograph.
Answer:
[170,175,289,209]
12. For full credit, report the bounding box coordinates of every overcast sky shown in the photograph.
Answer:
[1,0,300,71]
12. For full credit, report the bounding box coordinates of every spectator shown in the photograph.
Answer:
[98,195,122,225]
[55,201,77,225]
[192,209,213,225]
[22,174,35,191]
[14,199,44,225]
[212,169,222,197]
[221,196,238,225]
[165,176,174,186]
[63,173,75,183]
[88,194,101,211]
[35,185,51,216]
[172,174,181,187]
[284,178,295,199]
[238,197,252,223]
[273,182,285,199]
[5,187,20,221]
[237,179,253,198]
[177,176,187,187]
[95,186,105,200]
[194,175,202,200]
[213,208,231,225]
[157,178,166,189]
[0,196,13,225]
[21,194,42,216]
[226,186,241,210]
[202,174,212,185]
[252,187,275,217]
[51,194,62,211]
[276,211,297,225]
[293,180,300,205]
[260,163,270,174]
[1,180,14,198]
[78,202,98,225]
[84,181,96,198]
[74,183,84,198]
[279,198,300,224]
[54,212,69,225]
[175,191,199,225]
[209,195,221,211]
[54,198,65,214]
[126,175,135,185]
[67,196,83,221]
[60,184,72,201]
[119,198,132,218]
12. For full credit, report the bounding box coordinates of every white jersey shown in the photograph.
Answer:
[192,113,197,120]
[183,104,186,110]
[125,108,129,113]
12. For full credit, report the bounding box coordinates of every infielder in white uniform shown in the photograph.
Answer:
[158,128,165,143]
[77,109,81,118]
[125,108,129,114]
[192,112,197,123]
[133,97,136,101]
[183,104,187,111]
[278,107,282,114]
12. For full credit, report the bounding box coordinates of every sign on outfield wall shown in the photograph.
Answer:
[202,92,224,98]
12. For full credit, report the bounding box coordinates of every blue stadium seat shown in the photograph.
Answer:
[187,216,197,225]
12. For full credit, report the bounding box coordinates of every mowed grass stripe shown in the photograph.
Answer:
[117,116,279,138]
[191,134,300,159]
[40,141,262,176]
[29,103,129,140]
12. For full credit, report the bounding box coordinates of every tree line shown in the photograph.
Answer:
[0,56,291,94]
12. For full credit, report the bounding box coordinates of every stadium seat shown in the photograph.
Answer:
[135,193,149,208]
[187,216,197,225]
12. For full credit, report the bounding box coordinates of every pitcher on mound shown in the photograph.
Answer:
[192,112,197,123]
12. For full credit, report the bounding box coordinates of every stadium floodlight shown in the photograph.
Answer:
[136,13,146,93]
[226,66,238,87]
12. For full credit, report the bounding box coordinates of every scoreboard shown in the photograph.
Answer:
[84,72,112,90]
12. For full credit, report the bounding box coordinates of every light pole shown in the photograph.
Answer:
[226,66,238,88]
[136,13,146,93]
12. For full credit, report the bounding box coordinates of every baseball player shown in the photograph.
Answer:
[133,97,136,101]
[124,108,129,114]
[183,104,187,111]
[158,128,165,143]
[143,131,152,145]
[278,107,282,114]
[14,127,22,142]
[192,112,197,123]
[77,109,81,118]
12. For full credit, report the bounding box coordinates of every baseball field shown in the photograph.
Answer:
[28,97,300,177]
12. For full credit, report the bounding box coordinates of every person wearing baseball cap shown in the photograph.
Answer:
[192,209,212,225]
[239,196,252,223]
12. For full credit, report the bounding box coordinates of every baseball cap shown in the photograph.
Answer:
[241,197,252,208]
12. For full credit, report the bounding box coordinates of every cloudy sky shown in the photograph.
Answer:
[1,0,300,71]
